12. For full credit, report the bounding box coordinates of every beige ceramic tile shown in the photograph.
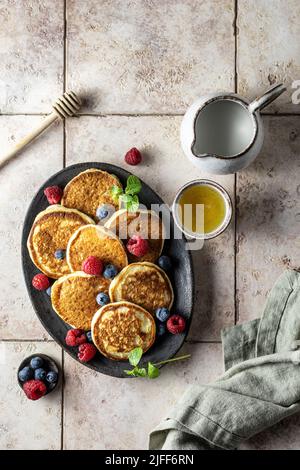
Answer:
[66,115,235,340]
[63,342,222,450]
[0,0,64,113]
[188,226,235,341]
[0,116,63,339]
[67,0,235,113]
[237,116,300,324]
[238,0,300,113]
[0,341,62,449]
[241,414,300,450]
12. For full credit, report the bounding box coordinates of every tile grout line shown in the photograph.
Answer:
[234,176,238,324]
[61,0,67,451]
[0,112,185,117]
[234,0,238,93]
[234,0,239,325]
[185,340,222,344]
[76,112,184,117]
[260,112,299,116]
[63,0,67,169]
[0,112,299,117]
[60,347,65,451]
[0,338,221,345]
[0,339,55,342]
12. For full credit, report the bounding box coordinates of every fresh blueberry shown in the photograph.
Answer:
[155,307,170,322]
[54,249,65,260]
[86,331,93,343]
[18,366,33,382]
[96,204,110,220]
[157,323,166,336]
[46,286,52,296]
[34,368,47,381]
[158,255,172,272]
[96,292,110,306]
[103,264,118,279]
[30,356,44,369]
[46,371,58,384]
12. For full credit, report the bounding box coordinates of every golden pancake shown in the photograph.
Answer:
[66,225,128,273]
[51,272,110,330]
[27,206,94,279]
[61,169,122,220]
[104,209,164,263]
[109,262,173,315]
[91,301,156,360]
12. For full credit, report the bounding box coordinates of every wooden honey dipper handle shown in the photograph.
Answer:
[0,91,81,169]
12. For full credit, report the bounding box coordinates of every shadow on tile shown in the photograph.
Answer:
[236,116,300,323]
[241,413,300,450]
[187,227,235,342]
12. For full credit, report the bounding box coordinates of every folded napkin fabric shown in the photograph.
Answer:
[149,270,300,450]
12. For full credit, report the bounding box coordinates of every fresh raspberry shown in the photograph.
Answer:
[124,147,142,166]
[166,315,186,334]
[78,343,97,362]
[82,256,103,275]
[126,235,149,257]
[23,380,47,400]
[32,273,50,291]
[65,329,87,347]
[44,185,63,204]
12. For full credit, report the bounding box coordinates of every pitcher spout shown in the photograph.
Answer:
[191,141,210,158]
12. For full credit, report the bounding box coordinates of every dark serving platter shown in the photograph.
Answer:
[22,162,194,378]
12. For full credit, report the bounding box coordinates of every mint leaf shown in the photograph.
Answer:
[119,193,132,205]
[124,368,137,376]
[124,366,146,377]
[134,367,147,377]
[110,185,123,202]
[111,185,123,197]
[110,176,141,211]
[119,193,140,212]
[147,362,160,379]
[128,347,143,366]
[125,175,142,196]
[127,194,139,213]
[125,351,191,379]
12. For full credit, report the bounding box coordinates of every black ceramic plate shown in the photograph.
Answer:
[22,162,194,378]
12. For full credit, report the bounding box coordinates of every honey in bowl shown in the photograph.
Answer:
[178,184,226,235]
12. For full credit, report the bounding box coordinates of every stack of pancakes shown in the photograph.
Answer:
[28,169,173,361]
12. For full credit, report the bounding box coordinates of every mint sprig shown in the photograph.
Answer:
[125,175,142,195]
[124,347,191,379]
[147,362,160,379]
[110,175,142,212]
[124,366,147,377]
[129,346,143,366]
[111,185,123,202]
[126,194,139,212]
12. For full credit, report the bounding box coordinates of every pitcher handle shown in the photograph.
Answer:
[248,83,286,114]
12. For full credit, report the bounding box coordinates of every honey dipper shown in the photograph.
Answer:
[0,91,81,168]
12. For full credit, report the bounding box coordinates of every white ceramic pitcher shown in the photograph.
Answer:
[180,84,286,175]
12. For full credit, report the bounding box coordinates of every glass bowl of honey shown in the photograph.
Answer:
[172,179,232,239]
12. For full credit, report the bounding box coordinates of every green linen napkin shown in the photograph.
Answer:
[149,269,300,450]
